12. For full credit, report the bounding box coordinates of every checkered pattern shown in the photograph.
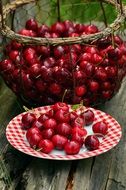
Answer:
[6,106,122,160]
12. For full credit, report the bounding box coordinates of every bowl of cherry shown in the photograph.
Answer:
[6,102,122,160]
[1,19,126,107]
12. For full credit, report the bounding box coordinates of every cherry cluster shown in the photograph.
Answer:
[0,19,126,106]
[21,102,108,155]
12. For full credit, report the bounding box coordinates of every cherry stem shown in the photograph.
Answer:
[99,0,108,27]
[61,89,68,103]
[57,0,61,22]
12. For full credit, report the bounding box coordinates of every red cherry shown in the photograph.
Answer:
[101,81,111,90]
[42,128,55,139]
[51,22,65,35]
[53,102,69,112]
[25,19,38,31]
[56,122,72,137]
[32,120,43,131]
[105,66,118,78]
[85,25,98,34]
[88,80,99,92]
[63,20,74,30]
[85,135,100,150]
[79,61,95,76]
[54,109,70,123]
[37,46,50,57]
[92,121,108,135]
[38,139,54,153]
[85,46,99,54]
[71,116,85,128]
[113,35,123,45]
[52,134,67,150]
[51,32,60,38]
[80,53,92,62]
[75,85,87,96]
[69,111,78,121]
[53,46,66,59]
[69,33,79,37]
[37,24,50,37]
[91,53,103,64]
[102,90,112,99]
[81,109,94,126]
[41,66,53,82]
[0,59,14,74]
[29,64,41,78]
[43,57,55,68]
[49,83,62,95]
[22,73,34,90]
[26,127,41,141]
[108,47,122,61]
[19,29,36,37]
[95,68,108,81]
[9,50,19,61]
[71,133,84,146]
[11,40,22,50]
[23,48,37,62]
[21,113,36,129]
[43,118,57,130]
[38,113,50,123]
[75,23,85,33]
[27,133,42,148]
[64,141,81,155]
[35,80,46,92]
[74,70,87,84]
[72,126,87,137]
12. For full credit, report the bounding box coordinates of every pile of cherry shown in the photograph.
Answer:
[0,19,126,106]
[21,102,109,155]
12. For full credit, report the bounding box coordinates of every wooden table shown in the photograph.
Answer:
[0,79,126,190]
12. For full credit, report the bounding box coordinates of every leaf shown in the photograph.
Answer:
[71,104,81,111]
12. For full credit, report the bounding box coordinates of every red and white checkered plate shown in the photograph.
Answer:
[6,106,122,160]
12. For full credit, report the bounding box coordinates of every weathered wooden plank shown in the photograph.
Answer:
[19,159,72,190]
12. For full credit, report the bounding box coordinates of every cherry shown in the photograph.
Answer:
[27,133,42,148]
[85,135,100,150]
[35,80,46,92]
[95,68,108,81]
[74,70,87,84]
[38,139,54,153]
[29,64,41,78]
[53,46,66,59]
[92,121,108,135]
[9,50,19,61]
[26,127,41,141]
[63,20,74,31]
[101,81,111,90]
[52,134,67,150]
[75,85,87,97]
[32,120,43,131]
[51,32,60,38]
[56,122,71,137]
[81,109,94,126]
[102,90,112,99]
[64,140,81,155]
[11,40,22,50]
[0,59,14,74]
[23,48,37,62]
[88,80,99,92]
[107,47,122,61]
[71,133,84,146]
[38,113,50,123]
[25,19,38,31]
[69,33,79,37]
[21,112,36,129]
[51,22,65,35]
[42,128,54,139]
[85,24,99,34]
[19,29,36,37]
[72,126,87,137]
[69,111,78,121]
[105,66,118,78]
[85,46,99,54]
[41,66,53,82]
[37,46,50,57]
[71,116,85,128]
[54,109,70,123]
[79,61,95,76]
[75,23,85,33]
[43,57,55,68]
[80,52,92,62]
[53,102,69,112]
[49,83,62,95]
[22,73,34,90]
[53,66,71,84]
[37,24,50,37]
[91,53,103,64]
[43,118,57,130]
